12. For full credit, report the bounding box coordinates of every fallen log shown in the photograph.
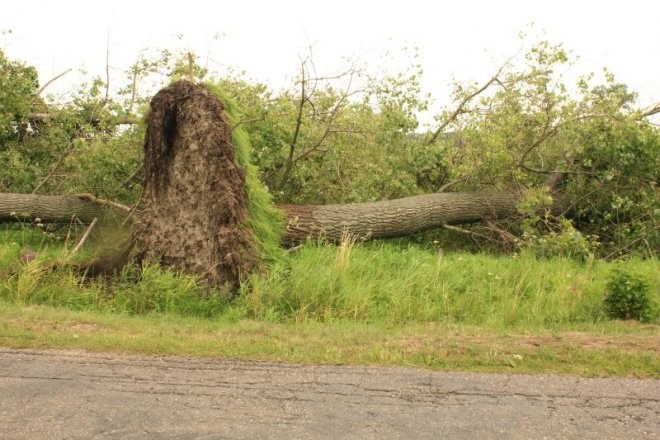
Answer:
[0,190,566,246]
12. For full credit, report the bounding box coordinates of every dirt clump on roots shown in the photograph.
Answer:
[136,80,256,291]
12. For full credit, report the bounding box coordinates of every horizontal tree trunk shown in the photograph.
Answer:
[281,191,565,245]
[0,193,105,223]
[0,191,566,245]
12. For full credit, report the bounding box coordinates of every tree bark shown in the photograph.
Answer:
[0,193,105,223]
[281,191,565,245]
[0,190,565,246]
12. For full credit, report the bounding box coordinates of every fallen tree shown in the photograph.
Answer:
[0,190,565,245]
[0,81,567,286]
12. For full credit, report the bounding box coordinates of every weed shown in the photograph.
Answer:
[604,269,656,322]
[335,230,356,271]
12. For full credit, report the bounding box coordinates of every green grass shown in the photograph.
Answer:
[239,241,659,328]
[2,227,658,328]
[1,303,658,377]
[1,226,658,377]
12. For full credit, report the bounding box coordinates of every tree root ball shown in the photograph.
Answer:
[137,80,256,290]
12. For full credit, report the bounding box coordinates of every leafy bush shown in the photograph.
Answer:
[522,227,595,262]
[603,269,655,322]
[569,117,659,258]
[516,191,597,262]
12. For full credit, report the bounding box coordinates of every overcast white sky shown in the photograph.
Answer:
[2,0,659,122]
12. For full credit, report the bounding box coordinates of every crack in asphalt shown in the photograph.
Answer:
[7,370,656,406]
[3,369,660,408]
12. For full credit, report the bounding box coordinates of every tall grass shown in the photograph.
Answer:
[1,227,658,330]
[239,242,659,328]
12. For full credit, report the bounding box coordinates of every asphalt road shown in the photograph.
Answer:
[0,347,658,439]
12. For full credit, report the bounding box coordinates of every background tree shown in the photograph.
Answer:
[426,41,658,257]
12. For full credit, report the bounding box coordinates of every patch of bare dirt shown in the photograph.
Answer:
[9,319,100,333]
[69,323,100,332]
[399,333,660,353]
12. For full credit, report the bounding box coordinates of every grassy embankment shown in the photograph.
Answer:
[1,227,658,377]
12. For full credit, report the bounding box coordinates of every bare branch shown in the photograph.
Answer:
[75,193,131,213]
[292,69,356,167]
[519,164,598,176]
[119,187,145,229]
[276,56,309,192]
[187,52,195,83]
[641,102,660,118]
[103,31,111,107]
[603,225,660,260]
[121,164,144,188]
[32,142,75,194]
[517,125,558,169]
[484,221,518,244]
[428,64,508,145]
[127,49,145,114]
[543,169,568,189]
[442,224,494,242]
[71,217,98,254]
[38,69,73,95]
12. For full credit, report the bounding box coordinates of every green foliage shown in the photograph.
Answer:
[520,225,596,262]
[0,48,144,203]
[432,39,659,257]
[516,191,598,262]
[202,82,285,263]
[603,269,656,322]
[213,52,432,204]
[569,119,659,257]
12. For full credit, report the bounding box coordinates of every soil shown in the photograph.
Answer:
[399,332,660,354]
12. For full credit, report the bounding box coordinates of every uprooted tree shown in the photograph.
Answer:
[0,80,568,287]
[1,41,658,288]
[1,78,575,286]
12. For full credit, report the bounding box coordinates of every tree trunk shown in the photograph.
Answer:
[281,191,564,245]
[0,193,104,223]
[0,190,564,245]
